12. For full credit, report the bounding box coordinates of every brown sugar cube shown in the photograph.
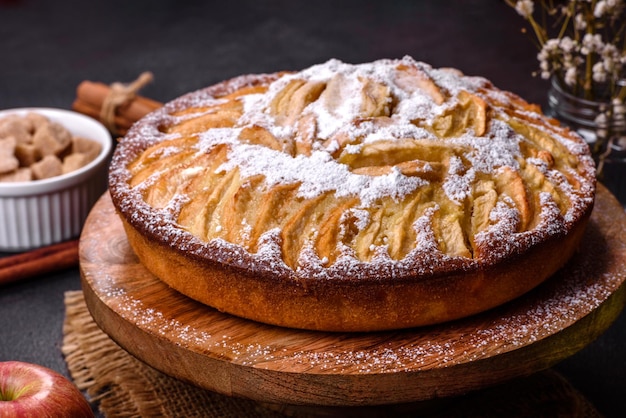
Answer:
[0,114,32,130]
[0,136,19,174]
[32,122,72,157]
[0,116,32,144]
[62,153,90,174]
[0,167,32,182]
[0,135,17,152]
[0,156,19,174]
[0,115,22,131]
[31,154,63,180]
[24,112,50,132]
[14,143,40,167]
[71,137,102,161]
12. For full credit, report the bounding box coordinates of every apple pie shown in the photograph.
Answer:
[108,57,596,331]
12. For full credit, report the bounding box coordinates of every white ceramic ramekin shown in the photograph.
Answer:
[0,108,112,251]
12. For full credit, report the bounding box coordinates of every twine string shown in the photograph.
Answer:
[100,71,153,134]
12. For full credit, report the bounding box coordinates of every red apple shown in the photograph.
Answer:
[0,361,93,417]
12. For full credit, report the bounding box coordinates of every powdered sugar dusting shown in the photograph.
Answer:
[177,56,531,206]
[214,145,427,205]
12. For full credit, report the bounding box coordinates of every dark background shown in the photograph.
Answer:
[1,0,546,107]
[1,1,624,417]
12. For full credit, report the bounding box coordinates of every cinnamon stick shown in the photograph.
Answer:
[0,239,79,286]
[76,81,161,121]
[72,80,162,136]
[72,99,135,135]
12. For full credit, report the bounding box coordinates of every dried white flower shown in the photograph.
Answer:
[515,0,534,18]
[581,33,604,55]
[559,36,576,53]
[593,61,608,82]
[574,13,587,30]
[537,39,564,79]
[595,0,625,18]
[565,66,578,86]
[599,44,625,81]
[595,1,608,17]
[560,4,573,17]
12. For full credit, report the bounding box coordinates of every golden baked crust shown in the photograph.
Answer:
[109,57,596,331]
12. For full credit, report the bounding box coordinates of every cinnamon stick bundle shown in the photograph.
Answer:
[0,239,79,286]
[72,75,162,136]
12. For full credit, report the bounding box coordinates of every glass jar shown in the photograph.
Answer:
[547,77,625,145]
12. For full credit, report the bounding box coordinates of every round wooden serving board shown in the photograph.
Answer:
[80,185,626,407]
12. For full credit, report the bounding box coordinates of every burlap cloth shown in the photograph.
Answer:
[62,290,603,417]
